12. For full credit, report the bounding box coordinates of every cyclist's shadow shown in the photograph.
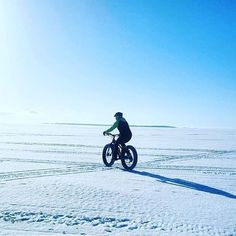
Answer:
[125,169,236,199]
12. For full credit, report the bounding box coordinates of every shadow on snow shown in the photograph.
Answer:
[125,169,236,199]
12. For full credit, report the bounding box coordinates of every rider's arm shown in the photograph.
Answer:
[105,121,119,133]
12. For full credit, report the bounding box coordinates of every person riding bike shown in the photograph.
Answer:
[103,112,132,159]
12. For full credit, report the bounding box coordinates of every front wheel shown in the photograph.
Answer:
[121,145,138,170]
[102,144,115,167]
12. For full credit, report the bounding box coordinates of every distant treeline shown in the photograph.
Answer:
[46,123,176,128]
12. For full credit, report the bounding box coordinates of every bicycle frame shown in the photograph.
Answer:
[106,133,125,158]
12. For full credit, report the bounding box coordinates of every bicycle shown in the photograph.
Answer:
[102,133,138,170]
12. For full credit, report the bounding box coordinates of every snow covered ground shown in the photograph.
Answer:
[0,124,235,236]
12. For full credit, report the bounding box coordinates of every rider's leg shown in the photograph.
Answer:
[113,137,124,159]
[113,133,132,159]
[122,134,132,155]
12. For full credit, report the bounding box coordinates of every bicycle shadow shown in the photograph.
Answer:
[125,169,236,199]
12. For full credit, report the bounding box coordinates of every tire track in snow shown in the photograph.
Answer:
[1,141,235,154]
[138,163,236,175]
[0,147,101,156]
[0,157,87,166]
[0,163,107,182]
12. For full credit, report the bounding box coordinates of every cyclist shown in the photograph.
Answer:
[103,112,132,159]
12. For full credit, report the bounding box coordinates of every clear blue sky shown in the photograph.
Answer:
[0,0,235,128]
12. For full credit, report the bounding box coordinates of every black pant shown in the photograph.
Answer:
[113,133,132,158]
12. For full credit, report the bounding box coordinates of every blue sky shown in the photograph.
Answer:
[0,0,235,128]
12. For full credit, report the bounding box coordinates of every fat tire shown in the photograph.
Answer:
[102,144,115,167]
[121,145,138,170]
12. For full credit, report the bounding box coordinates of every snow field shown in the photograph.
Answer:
[0,124,235,235]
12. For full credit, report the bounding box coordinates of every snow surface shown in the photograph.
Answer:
[0,124,236,236]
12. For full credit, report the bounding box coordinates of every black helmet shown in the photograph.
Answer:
[114,112,123,117]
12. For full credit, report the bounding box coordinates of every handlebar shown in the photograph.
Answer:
[105,133,119,138]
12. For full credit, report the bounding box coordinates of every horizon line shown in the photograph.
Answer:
[45,122,177,128]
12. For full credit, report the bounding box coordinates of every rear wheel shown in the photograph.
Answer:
[102,144,115,167]
[121,145,138,170]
